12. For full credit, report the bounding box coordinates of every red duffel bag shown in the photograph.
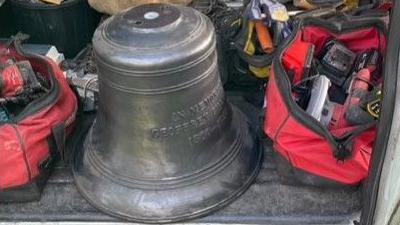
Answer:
[0,37,77,202]
[264,18,387,186]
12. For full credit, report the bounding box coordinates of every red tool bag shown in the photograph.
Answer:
[0,38,77,202]
[264,18,387,185]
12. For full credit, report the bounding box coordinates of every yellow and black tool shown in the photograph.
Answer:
[366,89,382,119]
[239,19,273,78]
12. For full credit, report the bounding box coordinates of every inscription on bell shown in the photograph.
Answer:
[171,86,223,122]
[188,111,227,145]
[151,86,225,139]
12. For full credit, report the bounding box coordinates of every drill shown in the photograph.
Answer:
[0,60,42,101]
[328,68,371,130]
[327,49,381,130]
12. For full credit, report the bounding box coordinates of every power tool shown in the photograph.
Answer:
[317,40,357,87]
[311,48,381,129]
[0,60,42,98]
[328,68,371,130]
[306,75,331,124]
[338,49,381,126]
[0,60,48,120]
[346,49,381,89]
[340,86,381,126]
[365,88,381,119]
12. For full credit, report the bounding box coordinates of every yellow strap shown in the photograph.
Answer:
[249,65,270,78]
[244,21,256,55]
[243,21,270,79]
[40,0,64,5]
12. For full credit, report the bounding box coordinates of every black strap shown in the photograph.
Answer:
[41,123,66,172]
[50,123,66,161]
[235,48,276,67]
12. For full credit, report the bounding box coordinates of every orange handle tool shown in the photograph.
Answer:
[255,20,274,54]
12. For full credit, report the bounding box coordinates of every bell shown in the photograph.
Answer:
[73,3,263,223]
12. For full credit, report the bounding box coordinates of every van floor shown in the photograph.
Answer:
[0,93,363,224]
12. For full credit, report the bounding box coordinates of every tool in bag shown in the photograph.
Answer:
[291,43,316,109]
[242,19,272,78]
[365,88,381,119]
[67,73,98,112]
[62,45,99,112]
[0,60,41,97]
[305,75,331,123]
[328,48,382,127]
[231,0,292,79]
[255,20,274,54]
[248,0,291,45]
[293,0,350,10]
[341,86,382,126]
[264,18,386,185]
[0,34,77,202]
[350,49,381,85]
[317,40,357,86]
[0,60,49,110]
[291,1,344,19]
[328,68,372,130]
[292,0,374,20]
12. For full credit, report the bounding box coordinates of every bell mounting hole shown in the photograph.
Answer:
[160,5,169,10]
[161,5,171,14]
[144,11,160,20]
[128,19,144,25]
[134,20,143,25]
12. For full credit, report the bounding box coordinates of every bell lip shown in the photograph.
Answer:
[72,108,263,224]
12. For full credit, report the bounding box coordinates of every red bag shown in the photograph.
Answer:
[0,40,77,202]
[264,18,386,185]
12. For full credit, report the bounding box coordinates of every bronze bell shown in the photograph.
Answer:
[73,3,263,223]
